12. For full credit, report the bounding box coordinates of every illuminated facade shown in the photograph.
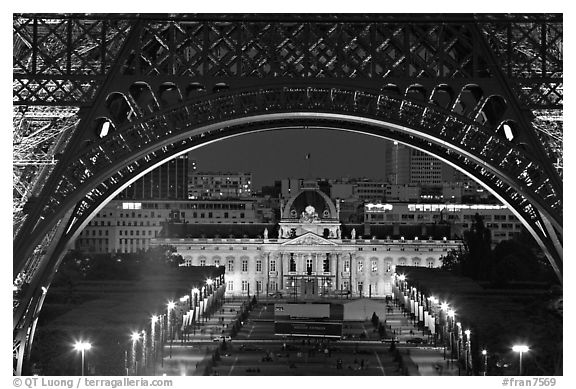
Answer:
[188,172,253,199]
[364,202,523,244]
[155,184,461,298]
[74,198,260,253]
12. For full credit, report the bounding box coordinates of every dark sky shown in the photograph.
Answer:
[189,128,394,189]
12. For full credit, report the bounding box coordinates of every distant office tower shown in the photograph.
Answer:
[385,141,463,185]
[410,149,444,184]
[385,141,411,184]
[188,172,253,199]
[118,154,189,200]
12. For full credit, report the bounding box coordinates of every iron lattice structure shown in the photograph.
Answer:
[13,14,562,374]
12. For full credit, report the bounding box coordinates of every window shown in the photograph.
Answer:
[270,280,277,291]
[270,260,276,272]
[242,259,248,272]
[372,247,377,251]
[371,260,377,272]
[227,280,234,291]
[289,254,296,272]
[227,259,234,272]
[256,280,262,292]
[242,280,248,292]
[357,281,364,294]
[358,247,363,251]
[357,260,363,272]
[214,259,220,267]
[344,260,350,273]
[343,280,349,291]
[323,255,330,272]
[306,258,313,275]
[428,260,435,268]
[256,259,262,272]
[200,258,206,266]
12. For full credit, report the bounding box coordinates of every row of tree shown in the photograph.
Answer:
[440,213,557,285]
[52,245,183,287]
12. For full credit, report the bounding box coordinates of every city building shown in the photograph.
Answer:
[74,198,261,254]
[153,182,462,298]
[118,154,189,200]
[188,171,253,199]
[364,202,523,245]
[384,142,467,185]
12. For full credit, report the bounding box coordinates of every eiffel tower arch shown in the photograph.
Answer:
[13,14,562,374]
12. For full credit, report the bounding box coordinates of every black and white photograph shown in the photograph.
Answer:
[11,7,566,386]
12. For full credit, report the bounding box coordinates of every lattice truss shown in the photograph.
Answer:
[12,17,131,237]
[481,20,563,175]
[12,14,563,285]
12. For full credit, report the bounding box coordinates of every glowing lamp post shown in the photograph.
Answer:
[73,341,91,376]
[191,288,199,335]
[464,329,471,375]
[130,332,141,375]
[151,315,158,372]
[512,345,529,375]
[482,349,488,376]
[167,301,175,357]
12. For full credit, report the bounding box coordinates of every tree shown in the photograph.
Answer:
[440,248,465,274]
[461,213,493,280]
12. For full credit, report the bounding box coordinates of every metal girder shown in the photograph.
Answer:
[13,14,562,375]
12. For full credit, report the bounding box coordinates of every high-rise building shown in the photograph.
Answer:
[385,141,466,185]
[385,141,411,184]
[118,154,189,200]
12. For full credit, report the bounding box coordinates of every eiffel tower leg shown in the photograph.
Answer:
[538,211,563,283]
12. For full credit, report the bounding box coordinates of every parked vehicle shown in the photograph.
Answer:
[406,337,426,344]
[212,335,232,342]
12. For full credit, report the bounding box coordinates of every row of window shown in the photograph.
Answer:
[82,229,159,237]
[226,280,269,292]
[89,220,159,226]
[217,257,434,273]
[118,230,157,236]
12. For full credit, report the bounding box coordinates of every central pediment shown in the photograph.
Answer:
[281,232,338,246]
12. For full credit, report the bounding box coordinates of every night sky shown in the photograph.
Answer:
[188,127,395,189]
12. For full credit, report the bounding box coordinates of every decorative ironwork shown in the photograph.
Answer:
[13,14,562,375]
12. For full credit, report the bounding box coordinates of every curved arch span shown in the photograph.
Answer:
[20,115,561,284]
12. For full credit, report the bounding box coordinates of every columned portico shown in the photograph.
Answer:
[160,186,462,298]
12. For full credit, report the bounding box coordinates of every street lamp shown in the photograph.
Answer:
[130,332,141,375]
[191,288,199,335]
[512,345,529,375]
[151,315,158,373]
[482,349,488,376]
[73,341,91,376]
[464,329,471,375]
[167,301,175,357]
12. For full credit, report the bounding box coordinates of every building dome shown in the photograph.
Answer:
[282,189,338,221]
